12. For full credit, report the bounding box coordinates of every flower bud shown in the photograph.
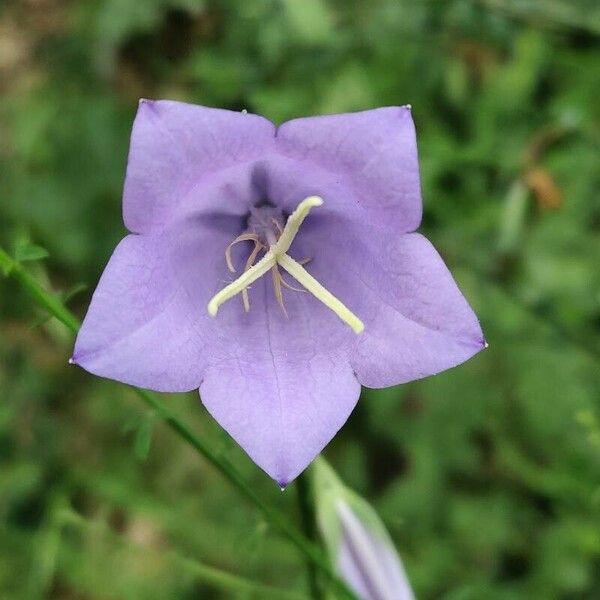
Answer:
[313,459,415,600]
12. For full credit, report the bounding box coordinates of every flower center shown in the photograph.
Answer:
[207,196,364,334]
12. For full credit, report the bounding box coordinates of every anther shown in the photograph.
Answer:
[225,233,260,273]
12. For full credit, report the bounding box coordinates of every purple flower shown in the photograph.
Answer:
[314,459,415,600]
[72,100,485,486]
[335,500,415,600]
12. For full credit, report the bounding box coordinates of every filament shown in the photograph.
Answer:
[207,196,364,334]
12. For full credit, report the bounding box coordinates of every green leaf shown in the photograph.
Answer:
[14,243,50,262]
[134,413,156,460]
[497,180,529,254]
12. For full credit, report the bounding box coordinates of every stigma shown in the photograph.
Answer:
[207,196,364,334]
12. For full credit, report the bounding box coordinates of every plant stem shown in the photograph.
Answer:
[0,246,358,600]
[0,248,80,334]
[296,472,323,599]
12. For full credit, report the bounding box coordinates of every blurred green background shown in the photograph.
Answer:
[1,0,600,598]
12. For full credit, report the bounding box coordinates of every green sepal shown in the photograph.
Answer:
[312,457,398,563]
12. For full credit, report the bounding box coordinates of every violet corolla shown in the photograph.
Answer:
[72,100,485,486]
[314,459,415,600]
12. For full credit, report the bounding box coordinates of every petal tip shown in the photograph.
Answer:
[138,98,160,114]
[69,351,82,365]
[468,335,488,353]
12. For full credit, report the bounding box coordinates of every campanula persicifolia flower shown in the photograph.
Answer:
[314,459,415,600]
[72,100,485,486]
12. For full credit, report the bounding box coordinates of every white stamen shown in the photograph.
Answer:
[278,253,364,334]
[273,196,323,255]
[208,251,276,316]
[207,196,364,334]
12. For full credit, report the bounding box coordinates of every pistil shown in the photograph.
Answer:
[207,196,364,334]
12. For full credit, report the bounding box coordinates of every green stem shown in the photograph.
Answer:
[296,472,323,599]
[58,509,307,600]
[0,248,80,333]
[0,246,357,600]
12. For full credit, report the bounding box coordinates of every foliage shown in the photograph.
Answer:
[1,0,599,598]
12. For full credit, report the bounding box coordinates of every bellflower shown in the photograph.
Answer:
[314,459,415,600]
[72,100,485,486]
[334,500,415,600]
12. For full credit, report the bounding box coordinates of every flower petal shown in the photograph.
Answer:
[294,223,485,388]
[124,100,276,233]
[336,500,415,600]
[72,218,238,392]
[352,234,485,387]
[275,107,422,233]
[199,277,360,486]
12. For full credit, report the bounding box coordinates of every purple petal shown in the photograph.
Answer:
[275,107,422,233]
[74,213,362,483]
[123,100,276,234]
[296,223,485,388]
[72,219,235,391]
[350,233,485,386]
[199,276,360,486]
[336,500,415,600]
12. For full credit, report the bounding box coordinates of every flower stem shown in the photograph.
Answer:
[296,472,324,599]
[0,247,80,334]
[0,246,357,600]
